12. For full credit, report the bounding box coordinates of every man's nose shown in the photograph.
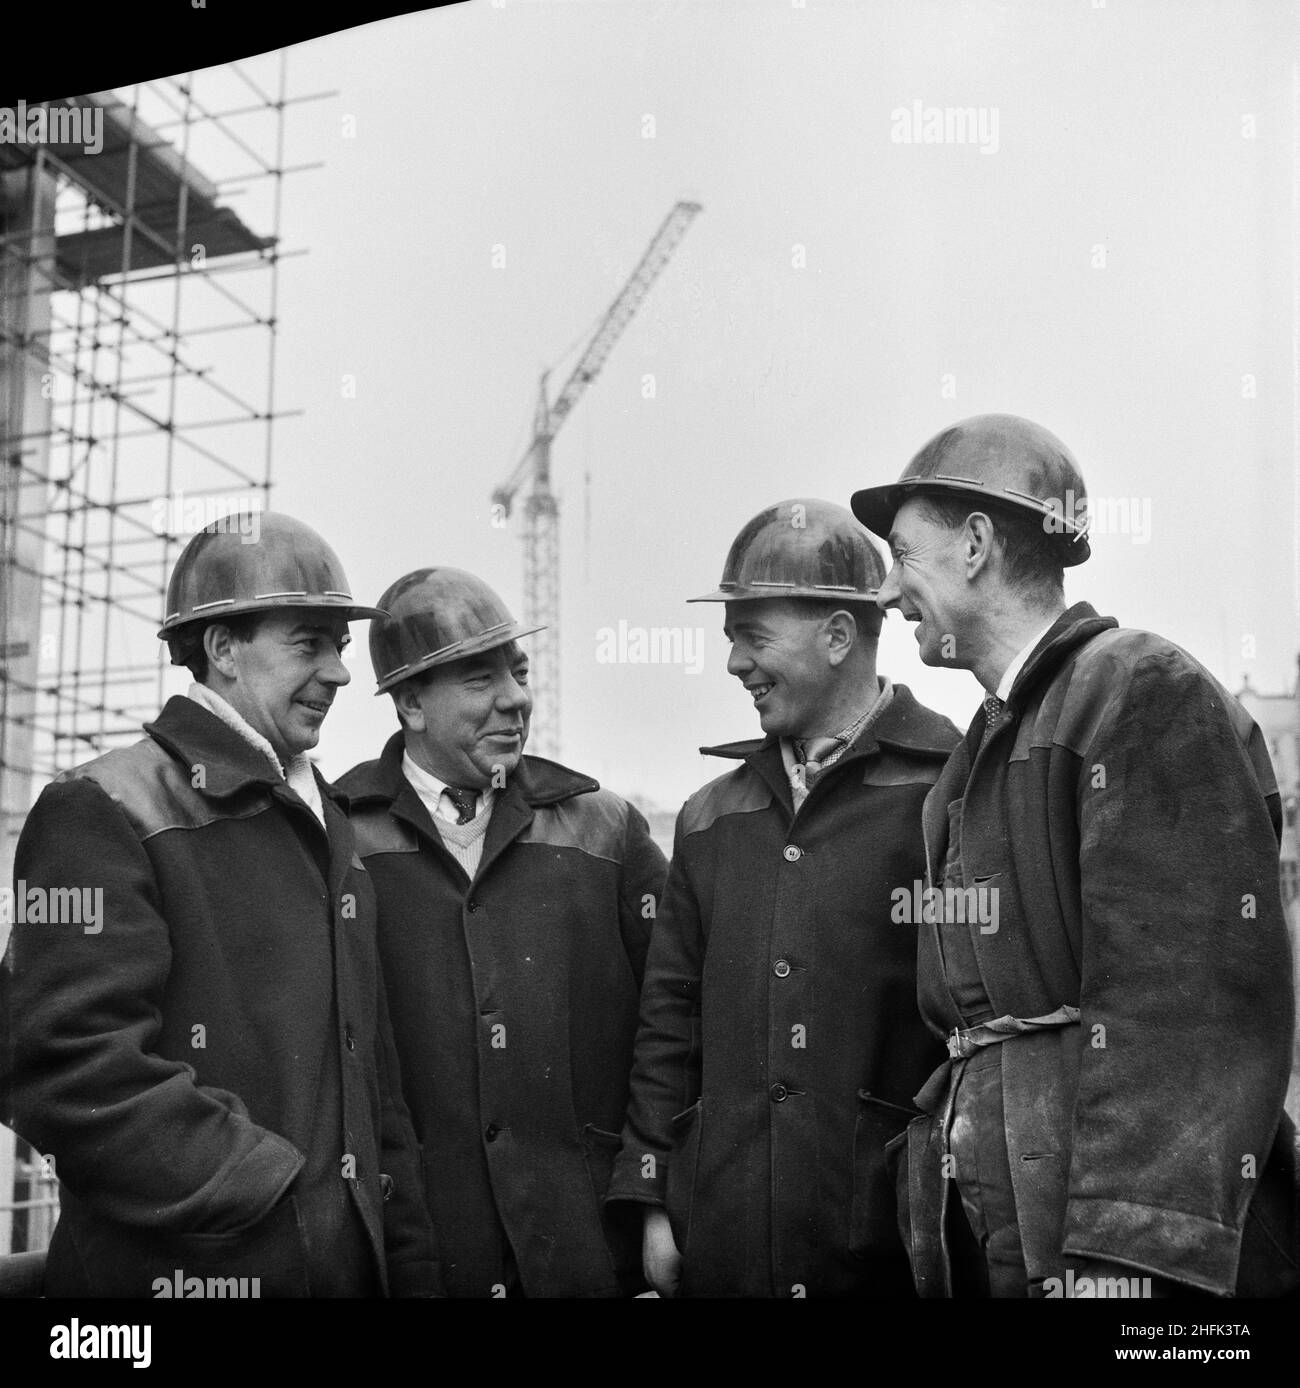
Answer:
[726,644,751,678]
[875,565,902,611]
[497,677,529,712]
[321,646,351,686]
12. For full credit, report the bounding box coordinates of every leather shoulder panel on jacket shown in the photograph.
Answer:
[1027,627,1247,759]
[679,766,774,839]
[59,737,269,840]
[518,787,629,864]
[349,804,420,857]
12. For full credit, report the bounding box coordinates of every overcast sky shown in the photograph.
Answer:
[148,0,1299,810]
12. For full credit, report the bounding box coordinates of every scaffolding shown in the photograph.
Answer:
[0,60,314,1256]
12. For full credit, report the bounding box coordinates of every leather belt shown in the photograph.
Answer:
[945,1004,1082,1060]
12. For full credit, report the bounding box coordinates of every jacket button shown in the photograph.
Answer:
[485,1123,500,1142]
[467,900,479,913]
[770,1083,789,1103]
[782,845,802,862]
[773,959,791,978]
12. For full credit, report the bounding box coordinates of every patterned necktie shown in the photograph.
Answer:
[441,785,478,825]
[981,693,1006,746]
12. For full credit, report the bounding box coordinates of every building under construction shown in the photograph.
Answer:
[0,63,303,1256]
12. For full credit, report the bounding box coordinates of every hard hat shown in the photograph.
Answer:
[158,512,386,665]
[369,567,544,695]
[850,414,1090,565]
[689,498,886,604]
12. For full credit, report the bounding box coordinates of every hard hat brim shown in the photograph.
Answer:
[158,595,389,641]
[373,621,545,695]
[687,586,880,603]
[850,480,1091,567]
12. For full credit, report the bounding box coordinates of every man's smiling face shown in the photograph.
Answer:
[219,608,352,761]
[876,496,971,668]
[722,598,839,739]
[400,641,532,789]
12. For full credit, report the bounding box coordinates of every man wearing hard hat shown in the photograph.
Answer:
[338,567,667,1297]
[853,414,1298,1297]
[1,514,439,1297]
[606,500,961,1297]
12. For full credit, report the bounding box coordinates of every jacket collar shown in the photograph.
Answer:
[700,682,958,810]
[700,681,958,764]
[145,695,346,808]
[1003,601,1118,709]
[338,732,599,812]
[337,732,599,882]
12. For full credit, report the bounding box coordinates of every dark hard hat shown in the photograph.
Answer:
[370,567,543,695]
[850,414,1091,566]
[158,512,386,665]
[690,498,886,603]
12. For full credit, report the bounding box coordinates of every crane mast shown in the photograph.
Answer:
[492,200,702,759]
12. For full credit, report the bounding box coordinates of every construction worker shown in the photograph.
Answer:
[852,414,1299,1297]
[337,567,667,1297]
[607,500,961,1298]
[0,513,439,1297]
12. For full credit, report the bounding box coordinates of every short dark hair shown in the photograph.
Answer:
[797,599,883,642]
[914,493,1066,597]
[182,613,267,683]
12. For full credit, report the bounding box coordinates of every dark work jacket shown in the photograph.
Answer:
[338,735,667,1298]
[608,683,961,1298]
[903,603,1298,1297]
[0,696,439,1298]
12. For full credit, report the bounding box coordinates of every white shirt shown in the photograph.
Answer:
[993,619,1058,702]
[401,751,495,826]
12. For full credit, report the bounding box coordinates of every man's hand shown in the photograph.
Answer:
[643,1207,682,1298]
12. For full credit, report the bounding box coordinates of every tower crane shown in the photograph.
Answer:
[491,200,703,759]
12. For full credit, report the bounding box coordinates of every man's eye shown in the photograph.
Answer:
[514,670,530,685]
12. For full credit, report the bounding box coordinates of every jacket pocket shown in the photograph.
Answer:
[72,1193,311,1298]
[849,1091,915,1260]
[664,1099,704,1256]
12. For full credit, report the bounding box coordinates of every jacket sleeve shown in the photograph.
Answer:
[616,802,668,990]
[607,807,702,1207]
[1064,650,1295,1294]
[1,778,304,1235]
[375,968,444,1297]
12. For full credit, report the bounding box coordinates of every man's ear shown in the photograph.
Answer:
[824,609,856,668]
[203,623,239,681]
[392,683,426,733]
[963,512,998,579]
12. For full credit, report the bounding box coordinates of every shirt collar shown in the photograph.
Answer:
[779,677,895,775]
[401,750,494,817]
[993,620,1057,702]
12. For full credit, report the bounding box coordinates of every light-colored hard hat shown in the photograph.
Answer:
[369,567,543,695]
[850,414,1090,565]
[689,498,886,604]
[158,512,386,665]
